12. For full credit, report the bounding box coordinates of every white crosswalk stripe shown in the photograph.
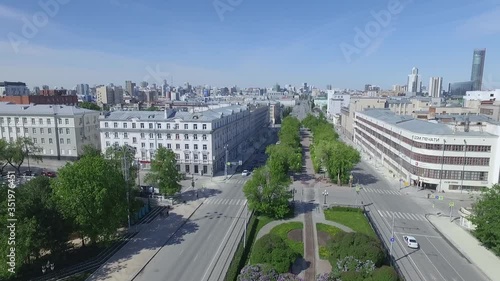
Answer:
[363,188,400,195]
[377,210,427,221]
[204,198,246,206]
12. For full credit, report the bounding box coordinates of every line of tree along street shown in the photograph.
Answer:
[0,144,182,280]
[302,113,360,185]
[243,116,302,219]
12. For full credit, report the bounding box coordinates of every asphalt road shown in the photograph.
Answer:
[353,160,489,281]
[132,175,250,281]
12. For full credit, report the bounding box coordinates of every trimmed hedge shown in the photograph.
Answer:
[269,222,304,256]
[327,232,386,268]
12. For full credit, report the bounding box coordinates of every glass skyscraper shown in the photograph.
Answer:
[471,49,486,91]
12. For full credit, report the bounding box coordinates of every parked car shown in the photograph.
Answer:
[23,170,36,177]
[41,171,56,178]
[403,235,419,249]
[242,170,250,176]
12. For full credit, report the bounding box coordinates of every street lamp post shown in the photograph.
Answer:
[25,143,31,174]
[389,214,395,256]
[322,190,329,205]
[349,173,353,188]
[290,188,296,202]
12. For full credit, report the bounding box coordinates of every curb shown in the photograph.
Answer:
[126,200,205,281]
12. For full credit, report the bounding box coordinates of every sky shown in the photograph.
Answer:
[0,0,499,90]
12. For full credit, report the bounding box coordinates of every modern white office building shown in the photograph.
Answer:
[99,104,270,176]
[0,102,101,160]
[327,90,350,122]
[353,109,500,193]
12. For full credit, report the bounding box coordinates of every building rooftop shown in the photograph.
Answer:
[101,105,248,122]
[359,109,496,137]
[0,81,27,87]
[0,102,99,116]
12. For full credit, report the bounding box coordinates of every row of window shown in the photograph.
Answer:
[104,132,208,141]
[104,122,208,130]
[0,127,75,135]
[0,117,73,125]
[357,116,492,152]
[355,129,489,181]
[105,141,210,160]
[355,124,491,166]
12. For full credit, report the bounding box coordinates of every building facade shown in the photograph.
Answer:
[0,103,101,160]
[340,97,387,141]
[0,81,30,96]
[429,77,443,98]
[0,95,78,105]
[99,105,270,176]
[407,67,421,93]
[354,109,499,193]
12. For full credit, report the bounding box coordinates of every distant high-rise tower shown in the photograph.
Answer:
[407,67,421,93]
[471,49,486,91]
[429,77,443,98]
[125,80,135,96]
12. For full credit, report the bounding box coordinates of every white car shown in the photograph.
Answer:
[242,170,250,176]
[403,235,419,249]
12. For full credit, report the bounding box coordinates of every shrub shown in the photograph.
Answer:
[340,271,365,281]
[371,266,398,281]
[327,232,385,267]
[237,264,303,281]
[250,234,299,273]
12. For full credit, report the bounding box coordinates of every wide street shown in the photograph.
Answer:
[349,160,489,281]
[132,174,250,281]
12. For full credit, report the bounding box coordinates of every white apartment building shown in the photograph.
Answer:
[429,77,443,98]
[464,89,500,104]
[0,103,101,160]
[96,86,124,106]
[327,90,350,121]
[354,109,500,193]
[99,105,269,176]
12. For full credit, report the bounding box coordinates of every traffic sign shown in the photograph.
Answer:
[238,160,243,165]
[435,195,439,200]
[449,201,455,207]
[390,237,395,243]
[399,178,403,182]
[226,162,231,166]
[439,196,444,201]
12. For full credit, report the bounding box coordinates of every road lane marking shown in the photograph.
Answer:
[425,237,466,281]
[402,213,412,220]
[201,201,247,281]
[394,232,442,239]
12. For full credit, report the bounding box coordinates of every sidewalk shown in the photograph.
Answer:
[427,215,499,281]
[86,198,205,281]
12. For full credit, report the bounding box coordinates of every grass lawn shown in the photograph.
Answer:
[323,208,375,237]
[269,222,304,256]
[316,223,343,259]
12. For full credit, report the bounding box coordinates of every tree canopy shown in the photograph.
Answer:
[243,166,292,219]
[52,154,127,244]
[3,137,43,174]
[78,102,101,111]
[471,184,500,256]
[303,114,360,184]
[144,147,182,196]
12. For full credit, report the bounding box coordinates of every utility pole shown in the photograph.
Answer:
[224,144,229,179]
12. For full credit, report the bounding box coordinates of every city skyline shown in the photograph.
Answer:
[0,0,499,89]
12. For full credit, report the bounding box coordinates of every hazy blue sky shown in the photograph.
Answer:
[0,0,499,90]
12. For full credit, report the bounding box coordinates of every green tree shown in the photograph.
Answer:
[144,147,182,196]
[79,102,101,111]
[0,139,8,175]
[266,145,302,182]
[371,266,398,281]
[471,184,500,255]
[250,233,298,273]
[81,144,102,158]
[52,155,127,244]
[145,106,160,111]
[326,142,360,184]
[16,177,72,258]
[0,184,37,279]
[4,137,43,174]
[105,144,138,187]
[243,167,292,219]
